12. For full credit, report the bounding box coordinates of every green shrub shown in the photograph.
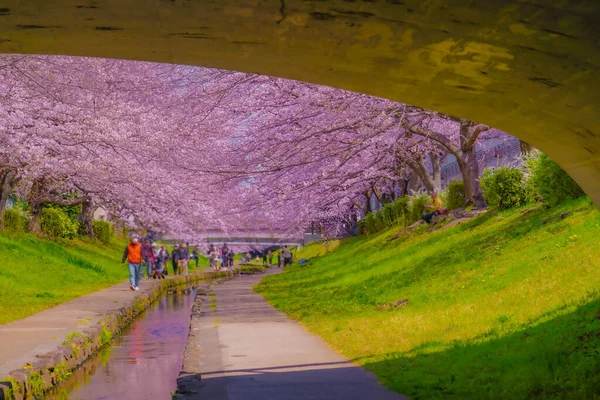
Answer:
[93,220,114,243]
[480,167,526,210]
[408,192,431,222]
[2,208,29,232]
[391,196,410,225]
[381,203,395,227]
[527,152,584,206]
[363,213,377,235]
[357,219,366,235]
[443,180,465,210]
[41,207,79,239]
[374,211,386,232]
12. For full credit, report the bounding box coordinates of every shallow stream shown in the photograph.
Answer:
[46,287,196,400]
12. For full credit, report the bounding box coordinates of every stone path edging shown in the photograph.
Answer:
[0,270,238,400]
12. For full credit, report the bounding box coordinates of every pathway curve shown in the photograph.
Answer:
[178,269,406,400]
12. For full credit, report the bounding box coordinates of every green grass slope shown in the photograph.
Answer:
[256,197,600,399]
[0,233,127,324]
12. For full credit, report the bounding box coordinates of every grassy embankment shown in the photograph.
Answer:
[0,233,128,324]
[256,197,600,399]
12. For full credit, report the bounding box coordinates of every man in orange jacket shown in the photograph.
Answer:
[121,235,143,291]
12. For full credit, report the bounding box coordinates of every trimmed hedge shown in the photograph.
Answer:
[2,208,29,232]
[527,152,584,206]
[93,220,114,243]
[41,207,79,239]
[443,180,465,210]
[480,167,526,210]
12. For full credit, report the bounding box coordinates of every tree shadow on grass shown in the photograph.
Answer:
[361,296,600,399]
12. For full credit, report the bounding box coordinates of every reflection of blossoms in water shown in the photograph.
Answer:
[46,290,195,400]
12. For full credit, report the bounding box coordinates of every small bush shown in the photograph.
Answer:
[93,220,114,243]
[357,219,366,235]
[374,210,386,232]
[392,197,410,225]
[527,152,584,206]
[2,208,29,232]
[480,167,526,210]
[443,180,465,210]
[381,203,395,227]
[41,207,79,239]
[408,192,431,222]
[363,213,377,235]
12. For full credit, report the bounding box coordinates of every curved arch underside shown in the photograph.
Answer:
[1,0,599,203]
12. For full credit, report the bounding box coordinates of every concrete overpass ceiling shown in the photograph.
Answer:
[1,1,599,203]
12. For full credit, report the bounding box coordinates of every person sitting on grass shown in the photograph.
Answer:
[421,193,444,224]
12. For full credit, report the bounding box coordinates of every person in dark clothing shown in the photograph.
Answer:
[228,249,235,268]
[141,239,154,279]
[171,244,180,275]
[191,249,199,268]
[262,251,268,266]
[221,243,230,267]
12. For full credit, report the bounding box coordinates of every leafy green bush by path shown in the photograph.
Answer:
[527,152,584,206]
[480,166,526,210]
[93,220,114,243]
[256,197,600,399]
[442,180,465,210]
[2,208,29,232]
[41,207,79,239]
[0,232,127,324]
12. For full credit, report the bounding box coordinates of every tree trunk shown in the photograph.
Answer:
[458,152,485,207]
[0,168,18,228]
[28,178,44,233]
[458,121,485,207]
[81,197,95,237]
[29,201,43,233]
[429,152,442,193]
[407,172,421,193]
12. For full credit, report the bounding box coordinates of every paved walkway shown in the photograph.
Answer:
[179,269,406,400]
[0,268,206,379]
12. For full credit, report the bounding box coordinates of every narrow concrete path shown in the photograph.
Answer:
[0,270,201,379]
[179,269,406,400]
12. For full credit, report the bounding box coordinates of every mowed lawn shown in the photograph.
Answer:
[256,197,600,399]
[0,233,127,324]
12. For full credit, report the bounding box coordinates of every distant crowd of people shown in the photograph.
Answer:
[122,234,297,290]
[121,235,200,291]
[208,243,235,271]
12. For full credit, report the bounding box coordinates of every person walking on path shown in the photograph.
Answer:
[121,236,142,291]
[262,251,268,266]
[172,244,180,275]
[141,238,154,279]
[282,245,293,267]
[267,250,273,266]
[191,249,199,268]
[221,243,229,268]
[277,250,283,268]
[209,245,220,271]
[178,243,190,276]
[228,249,235,268]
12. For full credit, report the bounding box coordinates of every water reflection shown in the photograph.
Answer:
[47,288,195,400]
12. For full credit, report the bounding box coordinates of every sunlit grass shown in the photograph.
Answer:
[256,197,600,398]
[0,233,127,324]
